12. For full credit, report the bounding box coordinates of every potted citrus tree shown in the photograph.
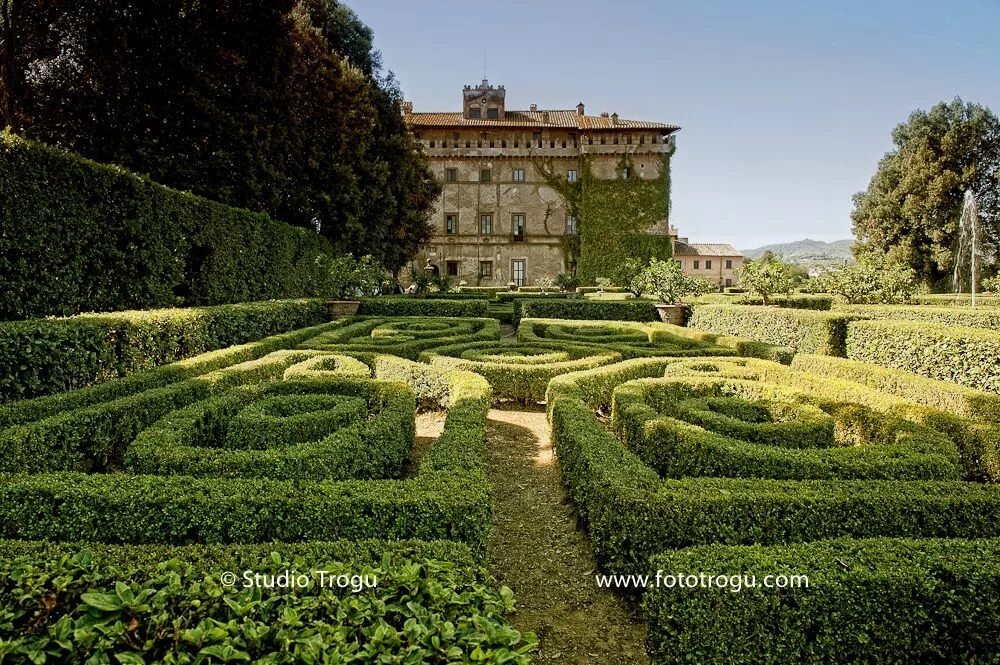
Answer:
[641,258,714,325]
[325,254,391,319]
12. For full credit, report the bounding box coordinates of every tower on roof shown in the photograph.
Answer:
[462,78,505,120]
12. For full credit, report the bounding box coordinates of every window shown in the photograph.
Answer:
[725,259,733,269]
[512,259,526,287]
[480,169,491,183]
[621,167,630,179]
[693,260,700,269]
[567,170,577,183]
[725,278,732,287]
[487,107,499,119]
[512,214,525,241]
[565,215,578,235]
[512,168,525,182]
[445,214,458,235]
[480,214,493,234]
[533,132,542,147]
[626,134,633,144]
[445,168,457,182]
[469,107,481,119]
[479,261,493,278]
[705,260,712,269]
[445,261,459,277]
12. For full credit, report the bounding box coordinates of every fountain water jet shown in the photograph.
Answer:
[953,190,981,308]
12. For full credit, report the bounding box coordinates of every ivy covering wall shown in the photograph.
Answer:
[536,149,675,285]
[578,152,674,284]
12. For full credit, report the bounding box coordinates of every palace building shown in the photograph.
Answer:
[402,79,743,288]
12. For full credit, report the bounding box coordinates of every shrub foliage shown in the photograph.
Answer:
[0,134,333,320]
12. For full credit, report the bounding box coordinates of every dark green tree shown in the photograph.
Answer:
[851,98,1000,287]
[0,0,438,271]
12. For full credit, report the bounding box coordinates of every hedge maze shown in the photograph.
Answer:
[0,318,536,661]
[420,341,620,403]
[547,353,1000,663]
[2,305,999,662]
[299,315,500,359]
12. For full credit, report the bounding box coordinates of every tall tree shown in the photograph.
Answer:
[0,0,438,271]
[851,98,1000,287]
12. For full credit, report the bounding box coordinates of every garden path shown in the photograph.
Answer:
[486,406,648,663]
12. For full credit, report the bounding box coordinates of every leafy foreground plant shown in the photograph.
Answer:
[0,549,536,664]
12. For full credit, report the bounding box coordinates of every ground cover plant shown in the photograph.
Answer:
[546,354,1000,662]
[0,319,536,662]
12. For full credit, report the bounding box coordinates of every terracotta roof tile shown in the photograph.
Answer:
[405,109,679,131]
[674,243,744,257]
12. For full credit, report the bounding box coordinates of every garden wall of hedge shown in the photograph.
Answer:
[0,133,332,320]
[689,305,858,355]
[645,537,1000,664]
[356,297,489,317]
[846,319,1000,394]
[513,299,659,326]
[836,304,1000,329]
[0,299,327,404]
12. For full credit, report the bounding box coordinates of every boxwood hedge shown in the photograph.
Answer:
[0,323,335,430]
[792,353,1000,422]
[0,132,333,321]
[689,304,860,355]
[420,341,621,403]
[547,358,1000,577]
[644,537,1000,664]
[124,379,416,481]
[846,318,1000,393]
[661,356,1000,483]
[0,299,328,404]
[512,298,659,326]
[357,297,490,317]
[300,316,500,360]
[0,357,493,555]
[836,303,1000,329]
[519,317,791,362]
[612,377,962,481]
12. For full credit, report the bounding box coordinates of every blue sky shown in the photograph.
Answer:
[351,0,1000,249]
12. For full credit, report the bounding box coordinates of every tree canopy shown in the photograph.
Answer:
[851,99,1000,287]
[0,0,438,271]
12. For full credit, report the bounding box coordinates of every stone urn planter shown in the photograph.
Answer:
[655,303,687,326]
[325,300,360,320]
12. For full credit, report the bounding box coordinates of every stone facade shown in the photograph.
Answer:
[402,80,741,288]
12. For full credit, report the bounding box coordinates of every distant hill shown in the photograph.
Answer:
[740,239,855,267]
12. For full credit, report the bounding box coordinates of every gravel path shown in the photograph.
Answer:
[485,406,648,663]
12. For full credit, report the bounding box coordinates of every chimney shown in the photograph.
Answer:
[600,112,609,118]
[400,100,413,115]
[542,111,550,123]
[529,104,538,112]
[577,102,585,116]
[611,112,619,125]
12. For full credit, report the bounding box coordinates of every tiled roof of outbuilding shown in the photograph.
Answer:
[674,242,744,258]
